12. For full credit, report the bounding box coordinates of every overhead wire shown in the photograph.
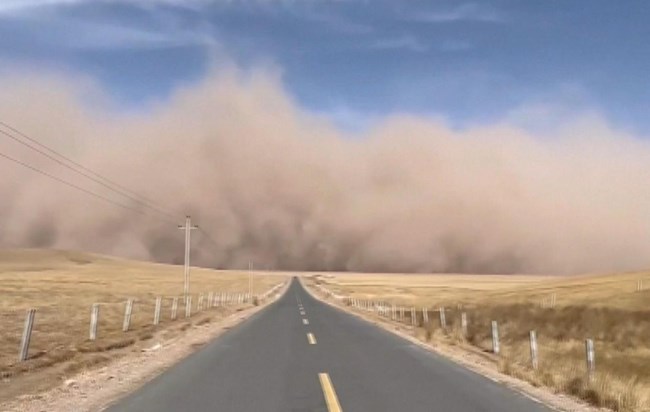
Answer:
[0,149,177,225]
[0,120,223,244]
[0,121,180,220]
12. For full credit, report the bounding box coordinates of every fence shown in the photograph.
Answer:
[313,282,615,385]
[4,281,287,368]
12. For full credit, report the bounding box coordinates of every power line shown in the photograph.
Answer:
[0,149,176,225]
[198,227,219,246]
[0,121,180,220]
[0,121,223,251]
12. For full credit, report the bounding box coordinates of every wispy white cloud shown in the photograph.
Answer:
[370,35,428,53]
[413,3,504,23]
[63,21,217,50]
[0,0,218,50]
[0,0,211,14]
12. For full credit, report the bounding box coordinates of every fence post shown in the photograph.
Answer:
[439,307,447,329]
[171,297,178,320]
[491,320,500,355]
[585,339,595,381]
[153,297,162,325]
[392,305,397,320]
[422,307,429,324]
[122,299,134,332]
[185,296,192,318]
[400,307,405,322]
[89,303,100,341]
[461,312,468,337]
[529,330,538,370]
[411,307,417,326]
[19,309,36,362]
[198,294,204,311]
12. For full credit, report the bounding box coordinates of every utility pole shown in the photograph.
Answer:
[178,216,198,301]
[248,261,253,302]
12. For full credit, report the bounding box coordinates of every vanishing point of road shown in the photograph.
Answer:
[106,278,553,412]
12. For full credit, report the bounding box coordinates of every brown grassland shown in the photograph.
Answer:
[308,271,650,412]
[0,249,287,402]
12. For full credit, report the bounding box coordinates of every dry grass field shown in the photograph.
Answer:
[308,271,650,412]
[0,249,287,401]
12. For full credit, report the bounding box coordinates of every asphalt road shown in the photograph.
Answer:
[106,278,553,412]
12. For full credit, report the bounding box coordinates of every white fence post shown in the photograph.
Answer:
[208,292,214,309]
[400,307,405,322]
[529,330,538,370]
[153,297,162,325]
[185,296,192,318]
[461,312,468,337]
[19,308,36,362]
[585,339,595,380]
[198,294,204,311]
[122,299,134,332]
[439,307,446,329]
[171,297,178,320]
[89,303,100,341]
[411,307,417,326]
[422,307,429,324]
[392,305,397,320]
[491,320,500,355]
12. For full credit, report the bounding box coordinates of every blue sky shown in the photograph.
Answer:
[1,0,649,134]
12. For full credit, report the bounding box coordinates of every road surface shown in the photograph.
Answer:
[106,277,553,412]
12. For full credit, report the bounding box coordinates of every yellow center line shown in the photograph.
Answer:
[307,332,317,344]
[319,373,342,412]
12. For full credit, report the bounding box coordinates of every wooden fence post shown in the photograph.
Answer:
[89,303,100,341]
[585,339,595,380]
[439,307,447,329]
[19,309,36,362]
[185,296,192,318]
[171,297,178,320]
[529,330,538,370]
[122,299,134,332]
[491,320,500,355]
[461,312,468,337]
[153,297,162,325]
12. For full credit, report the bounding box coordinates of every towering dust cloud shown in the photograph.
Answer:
[1,69,650,275]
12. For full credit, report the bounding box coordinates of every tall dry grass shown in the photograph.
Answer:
[310,272,650,411]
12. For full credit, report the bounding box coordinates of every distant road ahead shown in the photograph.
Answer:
[106,278,552,412]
